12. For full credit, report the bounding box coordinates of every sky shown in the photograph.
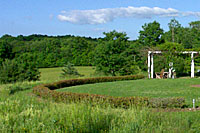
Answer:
[0,0,200,40]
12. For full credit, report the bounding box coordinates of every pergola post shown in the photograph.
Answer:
[148,51,151,79]
[169,62,173,78]
[191,52,195,78]
[151,53,154,79]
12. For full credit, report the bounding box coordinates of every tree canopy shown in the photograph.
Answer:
[138,21,164,47]
[1,19,200,77]
[95,31,129,76]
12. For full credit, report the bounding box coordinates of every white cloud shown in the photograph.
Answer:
[182,11,200,17]
[57,6,200,24]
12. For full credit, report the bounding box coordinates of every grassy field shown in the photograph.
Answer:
[1,67,200,132]
[39,66,96,82]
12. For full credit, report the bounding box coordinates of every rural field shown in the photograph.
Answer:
[0,66,200,132]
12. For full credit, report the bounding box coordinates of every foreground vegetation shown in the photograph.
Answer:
[0,83,200,132]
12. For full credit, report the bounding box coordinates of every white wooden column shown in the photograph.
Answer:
[148,51,151,79]
[151,53,154,79]
[191,52,195,78]
[169,62,173,78]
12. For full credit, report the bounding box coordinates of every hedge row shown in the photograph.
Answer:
[44,75,145,90]
[33,75,186,108]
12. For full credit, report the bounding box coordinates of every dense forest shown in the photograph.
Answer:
[1,19,200,81]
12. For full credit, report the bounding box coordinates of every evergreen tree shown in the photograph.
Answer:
[61,62,83,78]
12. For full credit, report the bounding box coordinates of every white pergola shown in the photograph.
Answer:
[148,51,199,79]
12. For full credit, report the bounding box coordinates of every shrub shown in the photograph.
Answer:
[61,62,83,78]
[149,97,186,108]
[0,59,40,83]
[46,75,145,90]
[33,75,186,108]
[119,64,142,76]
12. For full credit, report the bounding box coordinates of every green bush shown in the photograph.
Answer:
[61,62,83,78]
[149,97,186,108]
[33,75,186,108]
[0,59,40,83]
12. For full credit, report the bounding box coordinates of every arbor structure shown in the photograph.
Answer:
[148,51,199,79]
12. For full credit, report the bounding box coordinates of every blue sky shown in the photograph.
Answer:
[0,0,200,40]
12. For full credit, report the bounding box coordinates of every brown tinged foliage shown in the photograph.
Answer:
[33,75,186,108]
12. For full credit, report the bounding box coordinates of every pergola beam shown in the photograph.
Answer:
[149,51,199,54]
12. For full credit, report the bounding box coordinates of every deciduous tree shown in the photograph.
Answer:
[95,30,129,76]
[138,21,164,47]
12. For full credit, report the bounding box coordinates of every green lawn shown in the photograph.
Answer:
[58,78,200,105]
[39,66,96,82]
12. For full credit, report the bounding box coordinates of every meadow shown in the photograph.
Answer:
[0,66,200,132]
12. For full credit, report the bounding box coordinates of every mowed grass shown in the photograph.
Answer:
[58,78,200,106]
[39,66,96,82]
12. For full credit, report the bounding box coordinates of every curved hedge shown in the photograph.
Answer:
[33,75,186,108]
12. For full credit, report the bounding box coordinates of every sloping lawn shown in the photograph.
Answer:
[39,66,96,82]
[58,78,200,106]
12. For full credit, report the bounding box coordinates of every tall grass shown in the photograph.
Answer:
[0,84,200,132]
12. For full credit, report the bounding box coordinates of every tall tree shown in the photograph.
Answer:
[138,21,164,47]
[95,30,129,76]
[168,18,182,43]
[189,21,200,48]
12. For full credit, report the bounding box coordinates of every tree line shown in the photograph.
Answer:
[0,19,200,82]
